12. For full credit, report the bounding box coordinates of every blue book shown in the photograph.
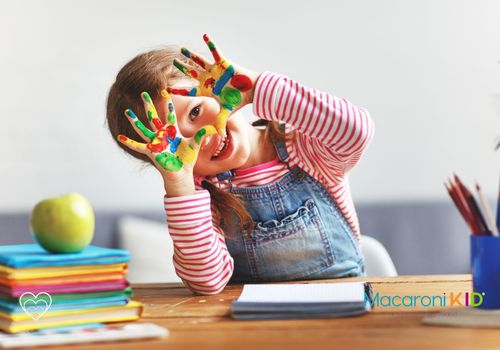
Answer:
[0,245,129,268]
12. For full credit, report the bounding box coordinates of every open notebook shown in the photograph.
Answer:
[231,282,373,320]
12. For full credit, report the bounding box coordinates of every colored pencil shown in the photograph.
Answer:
[451,176,481,234]
[476,183,499,236]
[445,181,476,233]
[454,174,491,234]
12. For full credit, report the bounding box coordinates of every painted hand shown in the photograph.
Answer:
[118,90,217,173]
[168,34,256,136]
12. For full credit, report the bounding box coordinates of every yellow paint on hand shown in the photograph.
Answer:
[118,135,147,152]
[176,140,197,164]
[215,108,231,135]
[161,89,171,100]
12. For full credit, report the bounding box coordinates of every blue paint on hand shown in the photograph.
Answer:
[169,137,182,153]
[213,65,235,96]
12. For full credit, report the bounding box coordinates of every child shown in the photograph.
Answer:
[106,35,374,295]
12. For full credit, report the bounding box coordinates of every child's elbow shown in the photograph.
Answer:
[184,279,229,296]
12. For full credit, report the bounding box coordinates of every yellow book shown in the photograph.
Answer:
[0,263,128,280]
[0,301,143,333]
[0,272,126,287]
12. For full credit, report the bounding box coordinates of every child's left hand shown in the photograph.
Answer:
[168,34,260,136]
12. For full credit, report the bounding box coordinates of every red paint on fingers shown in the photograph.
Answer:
[152,119,163,130]
[191,56,206,69]
[167,88,190,96]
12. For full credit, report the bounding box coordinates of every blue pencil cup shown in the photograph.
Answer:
[470,235,500,309]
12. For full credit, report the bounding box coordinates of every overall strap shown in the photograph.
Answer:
[216,169,235,181]
[269,122,290,163]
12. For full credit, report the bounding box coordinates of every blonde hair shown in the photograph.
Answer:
[106,47,290,237]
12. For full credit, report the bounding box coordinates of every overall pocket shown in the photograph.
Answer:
[245,199,334,281]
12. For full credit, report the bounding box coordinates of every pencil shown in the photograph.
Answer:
[465,190,489,235]
[476,183,499,236]
[451,176,480,234]
[455,175,488,234]
[445,181,476,233]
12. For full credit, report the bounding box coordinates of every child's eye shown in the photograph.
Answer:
[189,105,201,121]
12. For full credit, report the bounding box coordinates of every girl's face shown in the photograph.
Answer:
[157,95,254,176]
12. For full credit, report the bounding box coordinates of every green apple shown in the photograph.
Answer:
[30,193,95,253]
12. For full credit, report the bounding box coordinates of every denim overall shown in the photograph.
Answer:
[218,131,365,284]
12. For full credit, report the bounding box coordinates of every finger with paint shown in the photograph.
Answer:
[117,134,147,154]
[161,89,178,126]
[167,87,198,97]
[123,108,157,142]
[173,59,202,80]
[180,47,209,70]
[122,107,169,156]
[214,108,231,136]
[193,125,218,149]
[202,34,225,65]
[141,92,164,131]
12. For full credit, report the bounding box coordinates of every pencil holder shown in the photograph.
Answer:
[470,235,500,309]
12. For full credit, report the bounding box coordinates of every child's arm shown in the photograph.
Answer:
[253,72,375,173]
[164,191,234,295]
[118,90,233,295]
[171,35,373,173]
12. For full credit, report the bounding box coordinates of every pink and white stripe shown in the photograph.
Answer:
[253,72,374,238]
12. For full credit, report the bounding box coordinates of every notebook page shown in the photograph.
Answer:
[237,283,366,303]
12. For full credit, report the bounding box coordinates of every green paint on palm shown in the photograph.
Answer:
[156,153,183,172]
[220,87,241,108]
[134,120,156,140]
[167,113,176,125]
[194,128,207,145]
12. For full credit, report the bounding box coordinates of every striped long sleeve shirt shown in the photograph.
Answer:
[164,72,374,295]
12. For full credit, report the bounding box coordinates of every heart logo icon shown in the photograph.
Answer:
[19,292,52,320]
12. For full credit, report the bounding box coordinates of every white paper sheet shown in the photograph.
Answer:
[237,282,367,303]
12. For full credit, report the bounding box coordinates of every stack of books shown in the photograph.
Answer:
[0,244,142,333]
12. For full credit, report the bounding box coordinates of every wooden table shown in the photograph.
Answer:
[48,275,500,350]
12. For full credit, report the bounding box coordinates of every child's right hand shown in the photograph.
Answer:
[118,90,216,196]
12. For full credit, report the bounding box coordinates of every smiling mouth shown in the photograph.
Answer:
[211,128,232,160]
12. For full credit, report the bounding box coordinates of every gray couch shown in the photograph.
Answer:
[0,200,471,275]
